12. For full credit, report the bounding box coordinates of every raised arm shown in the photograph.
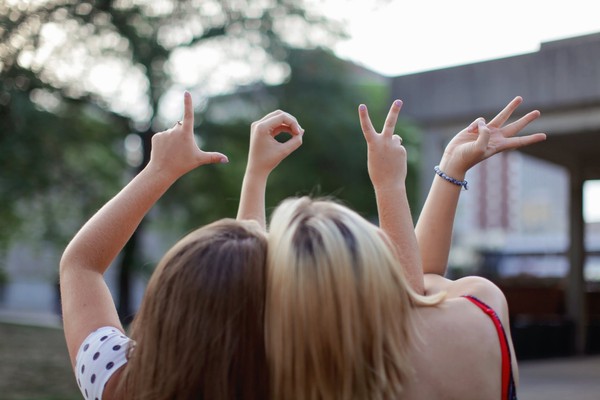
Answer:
[59,92,228,367]
[415,96,546,276]
[358,100,424,294]
[237,110,304,229]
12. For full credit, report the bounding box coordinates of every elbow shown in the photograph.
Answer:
[59,249,71,279]
[59,243,79,278]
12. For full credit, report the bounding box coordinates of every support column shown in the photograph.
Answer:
[568,166,587,355]
[418,129,444,210]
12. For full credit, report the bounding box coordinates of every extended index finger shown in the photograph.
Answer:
[358,104,376,141]
[182,91,194,128]
[488,96,523,128]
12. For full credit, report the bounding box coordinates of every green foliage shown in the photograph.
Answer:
[278,50,420,219]
[158,48,421,232]
[272,48,385,216]
[0,67,128,248]
[0,267,7,285]
[0,0,350,315]
[0,0,422,318]
[0,0,345,116]
[0,0,345,247]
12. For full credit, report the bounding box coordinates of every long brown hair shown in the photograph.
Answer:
[118,219,268,400]
[266,197,442,400]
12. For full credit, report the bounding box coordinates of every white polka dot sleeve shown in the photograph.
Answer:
[75,326,131,400]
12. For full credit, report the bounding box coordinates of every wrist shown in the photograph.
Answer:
[374,181,407,196]
[243,165,270,184]
[434,165,468,190]
[438,156,467,181]
[143,162,182,186]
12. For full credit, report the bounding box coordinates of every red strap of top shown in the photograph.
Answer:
[463,295,515,400]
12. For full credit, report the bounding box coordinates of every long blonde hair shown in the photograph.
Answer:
[117,219,269,400]
[266,197,442,400]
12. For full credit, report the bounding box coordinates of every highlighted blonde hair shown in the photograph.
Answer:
[266,197,442,400]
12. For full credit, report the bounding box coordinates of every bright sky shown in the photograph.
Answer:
[31,0,600,220]
[321,0,600,221]
[323,0,600,77]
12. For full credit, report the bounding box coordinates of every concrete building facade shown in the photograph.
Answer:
[391,32,600,354]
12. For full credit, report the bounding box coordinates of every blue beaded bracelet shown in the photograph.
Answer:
[434,166,468,190]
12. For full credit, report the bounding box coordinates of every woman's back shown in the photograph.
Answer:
[403,275,517,400]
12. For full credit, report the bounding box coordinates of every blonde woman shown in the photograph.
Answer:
[265,98,544,399]
[59,92,303,399]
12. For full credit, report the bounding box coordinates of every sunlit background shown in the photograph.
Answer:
[16,0,600,219]
[326,0,600,223]
[2,1,600,397]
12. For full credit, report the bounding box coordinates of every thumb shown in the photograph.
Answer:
[467,117,485,133]
[475,119,491,149]
[201,152,229,165]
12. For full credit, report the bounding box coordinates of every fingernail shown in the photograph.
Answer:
[220,156,229,164]
[359,104,366,111]
[394,99,402,107]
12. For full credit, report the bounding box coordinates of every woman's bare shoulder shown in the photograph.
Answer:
[424,274,509,319]
[410,276,505,399]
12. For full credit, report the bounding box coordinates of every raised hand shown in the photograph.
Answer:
[149,91,228,180]
[246,110,304,176]
[358,99,424,294]
[417,96,546,277]
[237,109,303,228]
[61,91,229,367]
[358,99,407,191]
[440,96,546,175]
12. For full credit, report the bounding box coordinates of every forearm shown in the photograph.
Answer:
[237,167,269,229]
[415,162,464,275]
[60,165,176,275]
[375,184,425,295]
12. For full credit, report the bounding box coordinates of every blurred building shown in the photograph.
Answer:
[391,32,600,356]
[3,32,600,357]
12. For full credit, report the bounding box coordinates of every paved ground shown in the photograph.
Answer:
[0,320,80,399]
[518,355,600,400]
[1,309,599,399]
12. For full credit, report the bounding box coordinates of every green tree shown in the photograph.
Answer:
[162,47,421,234]
[0,65,128,281]
[0,0,344,320]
